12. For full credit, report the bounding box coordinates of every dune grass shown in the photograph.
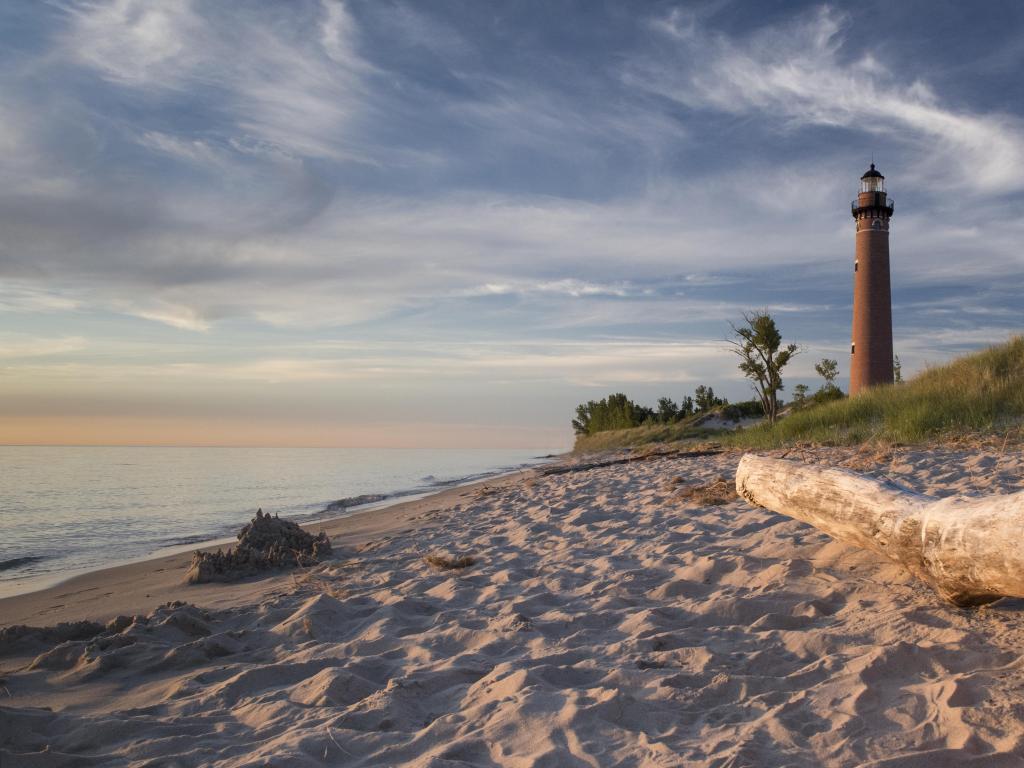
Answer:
[572,337,1024,454]
[729,336,1024,449]
[572,419,723,454]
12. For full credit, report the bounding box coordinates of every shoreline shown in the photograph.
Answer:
[0,464,546,628]
[0,452,560,601]
[0,446,559,602]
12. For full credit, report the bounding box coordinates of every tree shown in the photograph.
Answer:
[728,312,799,425]
[893,354,903,384]
[656,397,679,424]
[811,357,845,403]
[792,383,809,408]
[571,393,652,435]
[814,358,840,391]
[600,393,638,431]
[694,385,724,412]
[679,395,695,418]
[634,404,656,425]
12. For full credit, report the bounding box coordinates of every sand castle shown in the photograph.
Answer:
[185,508,332,584]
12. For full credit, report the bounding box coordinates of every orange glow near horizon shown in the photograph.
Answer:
[0,415,571,450]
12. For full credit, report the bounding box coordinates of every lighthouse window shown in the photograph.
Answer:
[854,261,858,272]
[851,343,856,354]
[861,176,884,193]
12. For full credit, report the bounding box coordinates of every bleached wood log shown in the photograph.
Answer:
[735,454,1024,607]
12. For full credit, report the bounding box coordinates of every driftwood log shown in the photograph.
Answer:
[735,454,1024,607]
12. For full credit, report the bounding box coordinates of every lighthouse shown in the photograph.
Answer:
[849,163,894,395]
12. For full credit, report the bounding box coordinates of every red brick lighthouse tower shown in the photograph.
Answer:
[850,163,894,395]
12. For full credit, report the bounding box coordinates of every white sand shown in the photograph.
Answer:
[4,446,1024,766]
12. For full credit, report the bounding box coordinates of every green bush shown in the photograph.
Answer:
[721,400,765,420]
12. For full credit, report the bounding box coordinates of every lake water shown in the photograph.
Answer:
[0,446,555,598]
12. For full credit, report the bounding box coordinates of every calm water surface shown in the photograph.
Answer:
[0,446,555,598]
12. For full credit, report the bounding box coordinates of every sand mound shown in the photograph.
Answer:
[0,620,106,654]
[186,508,332,584]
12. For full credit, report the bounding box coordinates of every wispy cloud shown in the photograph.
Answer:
[0,334,87,358]
[461,279,636,299]
[0,338,736,388]
[64,0,371,161]
[65,0,205,87]
[135,131,224,166]
[629,5,1024,194]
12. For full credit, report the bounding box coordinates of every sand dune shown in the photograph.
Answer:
[4,447,1024,766]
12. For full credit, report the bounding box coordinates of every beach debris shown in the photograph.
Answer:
[736,453,1024,607]
[186,509,332,584]
[675,476,736,506]
[504,613,533,632]
[423,552,476,570]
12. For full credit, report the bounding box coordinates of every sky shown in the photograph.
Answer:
[1,1,1023,448]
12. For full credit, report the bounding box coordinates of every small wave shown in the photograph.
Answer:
[322,493,390,513]
[0,555,45,572]
[426,468,518,488]
[319,458,549,518]
[162,534,220,548]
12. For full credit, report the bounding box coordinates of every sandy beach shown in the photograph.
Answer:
[4,447,1024,766]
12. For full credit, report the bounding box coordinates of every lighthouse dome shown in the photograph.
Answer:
[861,163,884,179]
[860,163,885,193]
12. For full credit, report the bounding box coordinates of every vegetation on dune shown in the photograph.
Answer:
[572,393,657,435]
[727,337,1024,449]
[572,388,731,437]
[572,418,723,454]
[572,337,1024,454]
[790,358,847,411]
[571,310,793,452]
[572,399,764,453]
[569,298,1022,455]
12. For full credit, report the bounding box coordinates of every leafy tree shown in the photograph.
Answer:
[814,358,840,390]
[679,395,695,418]
[792,383,809,408]
[893,354,903,384]
[599,393,638,431]
[728,312,799,425]
[571,393,653,435]
[572,403,593,435]
[656,397,679,424]
[694,385,725,412]
[634,404,656,425]
[811,357,846,404]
